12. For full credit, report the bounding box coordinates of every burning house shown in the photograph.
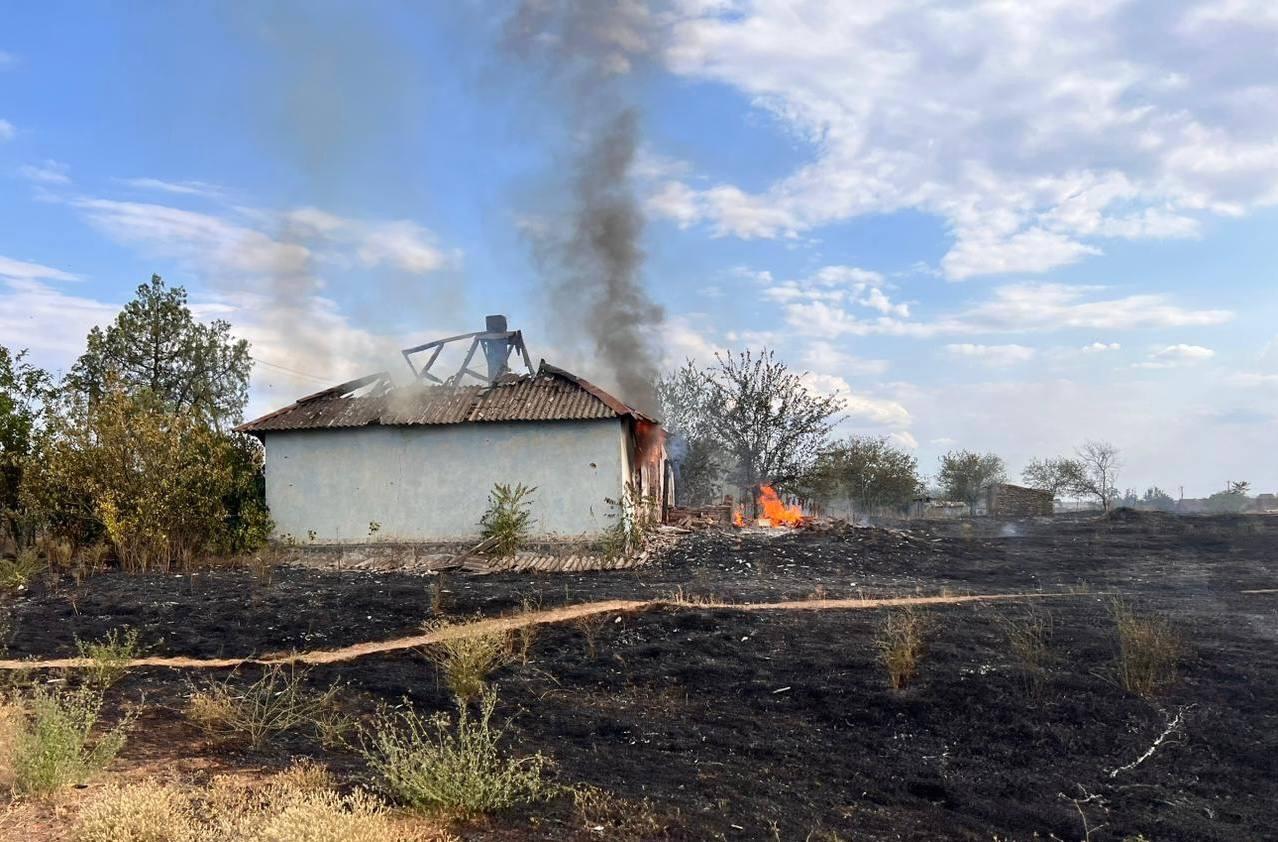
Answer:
[236,317,670,545]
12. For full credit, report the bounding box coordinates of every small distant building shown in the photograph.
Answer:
[985,483,1054,517]
[1256,493,1277,513]
[909,497,969,519]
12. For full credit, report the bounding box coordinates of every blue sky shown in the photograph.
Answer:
[2,1,1276,495]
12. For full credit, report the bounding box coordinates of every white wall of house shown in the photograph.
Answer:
[261,419,627,542]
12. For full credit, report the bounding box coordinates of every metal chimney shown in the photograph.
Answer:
[481,314,510,382]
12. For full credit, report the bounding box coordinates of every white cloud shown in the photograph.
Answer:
[17,160,71,184]
[72,197,312,278]
[118,177,225,199]
[1227,372,1278,389]
[801,371,912,428]
[941,228,1100,281]
[777,279,1230,340]
[944,343,1037,366]
[0,255,79,282]
[356,220,451,274]
[957,283,1232,332]
[659,2,1278,278]
[0,119,13,141]
[803,341,889,377]
[764,264,910,321]
[0,279,116,361]
[1134,343,1216,368]
[887,431,918,450]
[1081,341,1121,353]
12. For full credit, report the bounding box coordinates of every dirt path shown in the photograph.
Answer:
[0,590,1085,672]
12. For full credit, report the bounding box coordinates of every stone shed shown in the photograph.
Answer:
[985,483,1055,517]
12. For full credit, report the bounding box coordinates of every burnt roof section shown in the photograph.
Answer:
[235,361,655,434]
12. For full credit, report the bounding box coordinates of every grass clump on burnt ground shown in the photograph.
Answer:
[0,512,1274,840]
[876,606,934,689]
[186,664,349,749]
[1109,598,1182,698]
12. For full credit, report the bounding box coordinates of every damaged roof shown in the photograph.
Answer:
[235,361,655,434]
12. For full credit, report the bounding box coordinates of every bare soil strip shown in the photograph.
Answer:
[0,590,1084,672]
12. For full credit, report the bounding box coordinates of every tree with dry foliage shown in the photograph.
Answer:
[22,384,270,569]
[1073,440,1122,512]
[702,349,843,513]
[938,449,1006,514]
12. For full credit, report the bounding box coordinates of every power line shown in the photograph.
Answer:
[254,358,332,384]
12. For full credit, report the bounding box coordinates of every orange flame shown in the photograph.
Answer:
[757,484,804,526]
[733,510,745,527]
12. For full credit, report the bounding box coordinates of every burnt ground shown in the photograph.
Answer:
[4,510,1278,840]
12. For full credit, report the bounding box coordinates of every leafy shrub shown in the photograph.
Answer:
[1111,599,1181,697]
[360,689,553,817]
[22,385,270,572]
[0,548,44,590]
[5,686,131,795]
[74,780,197,842]
[186,665,346,749]
[479,484,536,560]
[600,483,658,560]
[76,627,142,690]
[876,607,933,690]
[422,623,513,704]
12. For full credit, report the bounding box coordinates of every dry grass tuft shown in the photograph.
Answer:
[876,607,933,690]
[421,622,513,704]
[665,587,720,607]
[73,765,454,842]
[572,785,671,840]
[998,607,1054,696]
[74,780,197,842]
[572,613,608,659]
[185,665,347,749]
[1111,599,1181,697]
[511,596,541,665]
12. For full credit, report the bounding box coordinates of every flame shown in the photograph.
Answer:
[757,484,804,526]
[733,510,745,527]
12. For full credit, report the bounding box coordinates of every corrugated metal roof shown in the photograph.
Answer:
[236,363,644,434]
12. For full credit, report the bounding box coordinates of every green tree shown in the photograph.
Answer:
[1021,457,1087,498]
[803,436,921,512]
[938,450,1006,514]
[702,349,842,514]
[67,275,251,427]
[0,346,55,546]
